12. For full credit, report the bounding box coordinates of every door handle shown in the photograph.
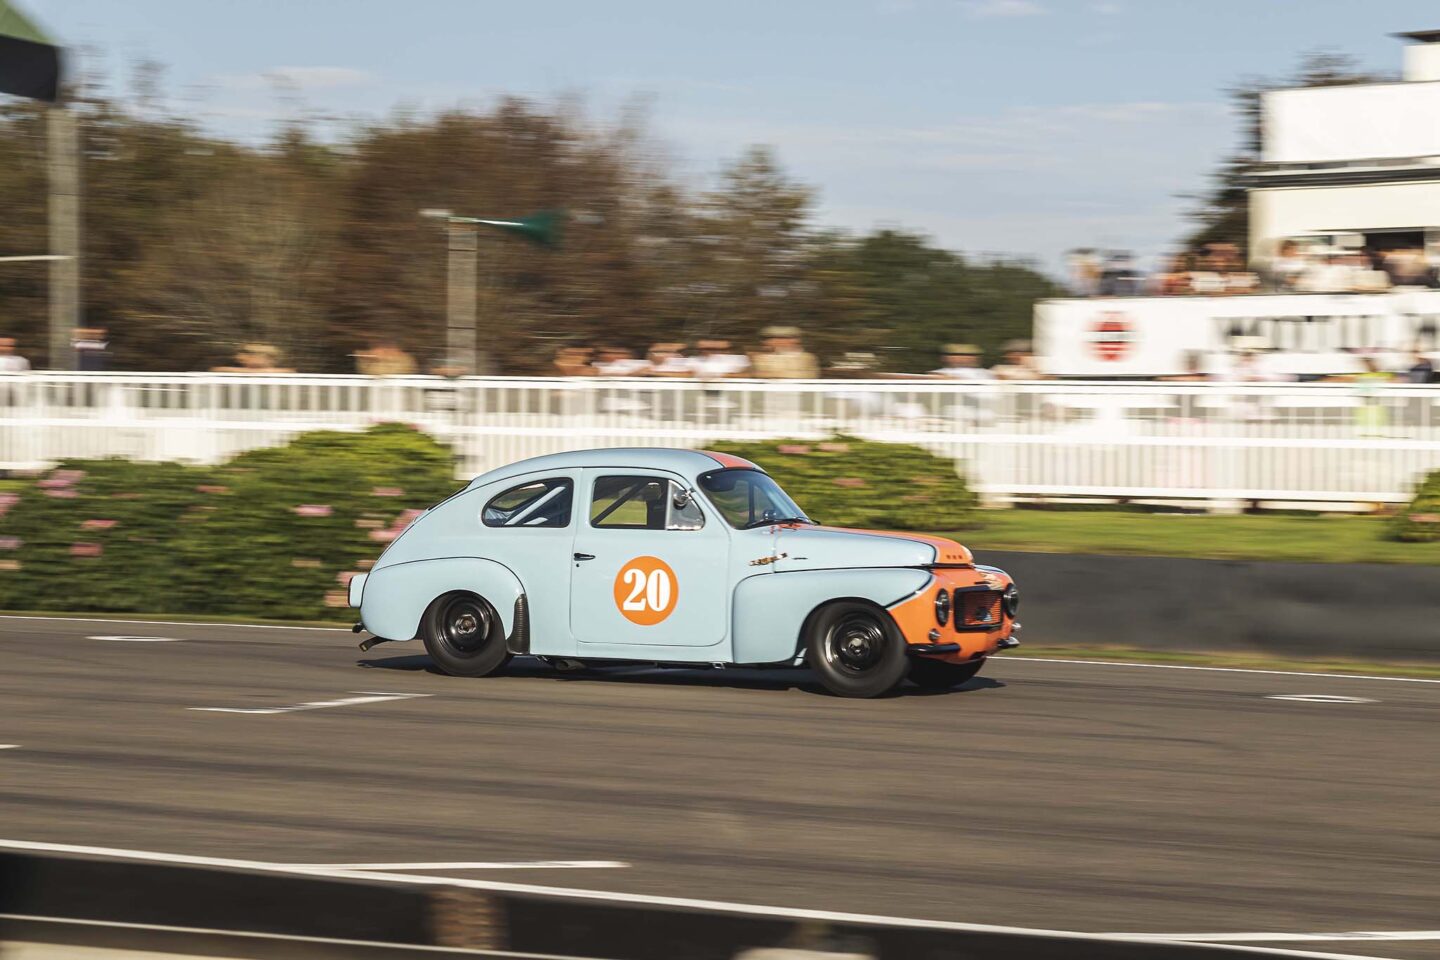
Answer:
[573,553,596,561]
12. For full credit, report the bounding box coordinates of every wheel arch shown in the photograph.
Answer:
[793,595,895,665]
[360,557,525,643]
[730,567,932,665]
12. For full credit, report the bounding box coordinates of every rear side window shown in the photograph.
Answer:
[482,478,573,528]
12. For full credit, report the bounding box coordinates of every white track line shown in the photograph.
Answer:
[1267,695,1377,704]
[1118,933,1440,944]
[291,860,629,871]
[0,615,350,632]
[0,839,1400,960]
[0,745,18,750]
[89,635,184,643]
[190,692,429,715]
[0,914,599,959]
[997,656,1440,685]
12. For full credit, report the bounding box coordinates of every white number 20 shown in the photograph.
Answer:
[621,567,672,612]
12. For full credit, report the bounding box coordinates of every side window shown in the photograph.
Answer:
[482,478,573,528]
[591,475,704,531]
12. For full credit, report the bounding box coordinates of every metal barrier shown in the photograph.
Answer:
[2,372,1440,506]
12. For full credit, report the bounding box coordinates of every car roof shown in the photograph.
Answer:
[466,447,760,489]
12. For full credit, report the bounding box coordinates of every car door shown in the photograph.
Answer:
[570,469,729,649]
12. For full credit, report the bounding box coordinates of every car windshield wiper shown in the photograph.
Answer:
[743,516,813,530]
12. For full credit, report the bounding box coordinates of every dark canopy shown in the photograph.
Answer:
[0,0,61,102]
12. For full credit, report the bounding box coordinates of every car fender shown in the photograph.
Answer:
[359,557,524,642]
[730,567,934,665]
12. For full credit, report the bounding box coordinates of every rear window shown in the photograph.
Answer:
[482,478,573,528]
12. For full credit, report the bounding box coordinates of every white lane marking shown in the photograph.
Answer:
[189,691,428,715]
[1118,933,1440,944]
[0,914,594,959]
[1267,695,1377,704]
[0,745,18,750]
[89,635,183,643]
[0,839,1401,960]
[996,655,1440,685]
[290,860,629,871]
[0,615,349,633]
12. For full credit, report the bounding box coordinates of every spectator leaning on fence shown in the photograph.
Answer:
[931,343,995,381]
[0,337,30,373]
[991,339,1045,380]
[355,341,417,377]
[750,326,819,379]
[73,328,109,372]
[646,342,694,377]
[591,345,652,377]
[690,338,752,379]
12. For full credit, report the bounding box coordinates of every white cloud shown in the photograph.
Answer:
[215,66,375,92]
[266,66,374,89]
[961,0,1045,19]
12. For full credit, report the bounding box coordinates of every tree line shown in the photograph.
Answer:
[0,82,1059,373]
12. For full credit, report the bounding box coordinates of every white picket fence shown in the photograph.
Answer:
[2,372,1440,507]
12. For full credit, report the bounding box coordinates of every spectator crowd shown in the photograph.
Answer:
[1069,239,1440,298]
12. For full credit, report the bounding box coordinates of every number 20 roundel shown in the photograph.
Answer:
[613,556,679,625]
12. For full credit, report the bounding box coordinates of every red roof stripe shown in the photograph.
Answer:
[700,450,758,470]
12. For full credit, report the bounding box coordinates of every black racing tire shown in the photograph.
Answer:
[908,657,984,691]
[420,592,512,678]
[805,601,909,699]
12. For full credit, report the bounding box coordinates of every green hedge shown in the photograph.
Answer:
[1391,470,1440,542]
[705,436,975,530]
[0,424,459,619]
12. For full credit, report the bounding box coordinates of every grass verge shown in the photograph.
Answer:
[951,510,1440,566]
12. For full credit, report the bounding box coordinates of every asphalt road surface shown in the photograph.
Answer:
[1,615,1437,958]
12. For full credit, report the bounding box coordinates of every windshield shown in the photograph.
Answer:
[699,468,812,529]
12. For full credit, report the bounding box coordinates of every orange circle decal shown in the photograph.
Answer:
[613,556,679,625]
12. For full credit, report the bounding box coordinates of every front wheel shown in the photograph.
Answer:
[421,592,512,678]
[908,657,983,690]
[805,601,909,698]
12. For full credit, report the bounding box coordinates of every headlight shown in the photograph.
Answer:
[1002,584,1019,616]
[934,588,951,626]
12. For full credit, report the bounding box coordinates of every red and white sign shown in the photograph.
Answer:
[1087,312,1135,362]
[1035,291,1440,377]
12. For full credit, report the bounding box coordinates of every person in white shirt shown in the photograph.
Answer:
[690,339,752,379]
[0,337,31,373]
[931,343,995,380]
[646,342,695,377]
[591,346,652,377]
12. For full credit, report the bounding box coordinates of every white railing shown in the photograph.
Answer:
[3,372,1440,507]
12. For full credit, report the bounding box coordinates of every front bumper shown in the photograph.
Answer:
[888,567,1019,663]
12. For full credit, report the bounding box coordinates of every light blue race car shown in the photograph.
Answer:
[349,448,1018,697]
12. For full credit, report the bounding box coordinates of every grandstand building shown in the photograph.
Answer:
[1247,30,1440,263]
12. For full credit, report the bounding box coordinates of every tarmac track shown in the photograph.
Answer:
[1,616,1437,959]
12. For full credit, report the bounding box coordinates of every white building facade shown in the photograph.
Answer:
[1248,31,1440,263]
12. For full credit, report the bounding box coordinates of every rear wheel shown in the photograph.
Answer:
[421,592,512,678]
[908,657,984,690]
[805,601,908,698]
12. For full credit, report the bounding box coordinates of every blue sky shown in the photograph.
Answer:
[24,0,1440,274]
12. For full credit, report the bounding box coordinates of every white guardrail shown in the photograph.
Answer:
[2,373,1440,507]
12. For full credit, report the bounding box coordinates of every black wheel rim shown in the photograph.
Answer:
[439,597,491,656]
[823,613,887,678]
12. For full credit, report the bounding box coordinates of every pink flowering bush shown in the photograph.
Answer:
[0,424,457,618]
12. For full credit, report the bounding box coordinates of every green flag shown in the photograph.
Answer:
[0,0,62,102]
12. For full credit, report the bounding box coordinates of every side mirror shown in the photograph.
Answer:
[672,487,694,510]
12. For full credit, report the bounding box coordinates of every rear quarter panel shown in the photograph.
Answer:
[360,557,524,642]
